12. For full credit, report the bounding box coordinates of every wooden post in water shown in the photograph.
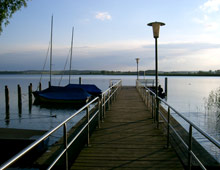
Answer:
[28,83,32,106]
[17,84,22,114]
[39,82,42,91]
[79,77,82,84]
[165,77,168,96]
[5,86,9,113]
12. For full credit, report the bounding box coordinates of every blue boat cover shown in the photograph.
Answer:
[35,86,91,101]
[66,84,102,96]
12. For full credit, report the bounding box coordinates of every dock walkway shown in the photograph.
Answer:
[71,86,183,169]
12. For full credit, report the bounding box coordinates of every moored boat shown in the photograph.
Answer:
[33,19,102,106]
[66,84,102,97]
[33,85,91,105]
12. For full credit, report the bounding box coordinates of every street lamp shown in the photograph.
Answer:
[147,21,165,126]
[135,58,140,80]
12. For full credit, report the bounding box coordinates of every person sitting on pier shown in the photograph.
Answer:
[158,85,164,98]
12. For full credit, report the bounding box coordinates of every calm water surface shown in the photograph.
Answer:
[0,75,220,161]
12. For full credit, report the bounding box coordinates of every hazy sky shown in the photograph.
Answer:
[0,0,220,71]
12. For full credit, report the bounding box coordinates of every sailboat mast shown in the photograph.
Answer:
[50,15,53,85]
[69,26,74,84]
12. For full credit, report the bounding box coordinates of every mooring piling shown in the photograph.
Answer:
[5,86,9,113]
[28,83,32,106]
[17,84,22,105]
[39,82,42,91]
[165,77,168,96]
[79,77,82,84]
[17,84,22,114]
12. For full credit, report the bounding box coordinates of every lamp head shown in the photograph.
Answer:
[135,58,140,64]
[147,21,165,38]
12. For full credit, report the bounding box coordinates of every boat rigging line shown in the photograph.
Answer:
[69,26,74,84]
[50,15,53,85]
[58,26,74,86]
[37,15,53,90]
[38,41,51,90]
[58,48,71,86]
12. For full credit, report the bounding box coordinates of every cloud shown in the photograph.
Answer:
[200,0,220,13]
[95,12,112,21]
[193,1,220,31]
[1,40,220,71]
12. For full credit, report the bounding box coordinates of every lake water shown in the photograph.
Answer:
[0,74,220,161]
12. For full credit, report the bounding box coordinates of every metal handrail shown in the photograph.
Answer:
[101,79,122,119]
[147,87,220,149]
[102,79,122,95]
[0,79,122,170]
[158,95,220,149]
[0,97,99,170]
[136,80,220,170]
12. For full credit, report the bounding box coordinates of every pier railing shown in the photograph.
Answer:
[136,80,220,170]
[0,79,122,170]
[101,79,122,119]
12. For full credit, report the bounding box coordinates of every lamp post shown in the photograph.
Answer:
[135,58,140,80]
[147,21,165,126]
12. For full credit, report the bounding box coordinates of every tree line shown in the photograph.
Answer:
[0,70,220,76]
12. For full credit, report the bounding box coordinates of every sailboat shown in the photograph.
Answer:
[33,17,92,105]
[67,27,102,98]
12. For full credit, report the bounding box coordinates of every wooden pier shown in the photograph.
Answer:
[71,86,183,169]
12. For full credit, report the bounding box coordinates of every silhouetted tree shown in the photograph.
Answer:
[0,0,30,34]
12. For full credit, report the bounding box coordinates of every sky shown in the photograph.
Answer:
[0,0,220,71]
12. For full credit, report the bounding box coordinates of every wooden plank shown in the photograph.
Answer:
[70,86,184,169]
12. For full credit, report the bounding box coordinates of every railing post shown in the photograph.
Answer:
[152,95,154,119]
[157,98,160,129]
[167,107,170,148]
[98,99,101,128]
[154,98,157,123]
[142,87,144,101]
[100,96,103,121]
[103,94,106,118]
[146,91,149,108]
[108,91,110,110]
[111,88,113,103]
[86,106,90,146]
[188,125,192,170]
[63,123,68,170]
[113,88,116,102]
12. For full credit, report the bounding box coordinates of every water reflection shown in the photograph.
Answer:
[5,110,9,126]
[1,75,220,160]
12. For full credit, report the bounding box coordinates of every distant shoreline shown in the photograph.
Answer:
[0,70,220,77]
